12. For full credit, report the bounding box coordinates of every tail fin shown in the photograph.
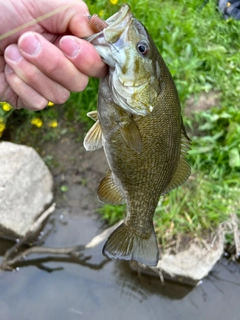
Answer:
[102,223,159,266]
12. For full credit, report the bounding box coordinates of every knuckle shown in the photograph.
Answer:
[45,55,61,74]
[23,67,39,82]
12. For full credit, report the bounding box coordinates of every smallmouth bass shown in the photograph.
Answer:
[84,4,191,266]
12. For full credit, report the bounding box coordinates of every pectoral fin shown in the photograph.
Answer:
[83,111,103,151]
[116,116,142,154]
[162,122,191,195]
[97,170,125,205]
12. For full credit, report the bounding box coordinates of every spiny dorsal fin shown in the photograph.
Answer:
[116,116,142,154]
[83,111,102,151]
[97,169,125,205]
[162,123,191,195]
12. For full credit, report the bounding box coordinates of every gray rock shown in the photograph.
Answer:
[129,227,226,284]
[157,230,224,281]
[0,142,53,238]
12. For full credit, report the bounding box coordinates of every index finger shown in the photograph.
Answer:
[59,36,107,78]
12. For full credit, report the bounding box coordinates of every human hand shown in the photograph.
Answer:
[0,0,107,110]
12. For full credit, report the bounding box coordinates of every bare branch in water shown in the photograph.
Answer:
[1,216,123,270]
[1,203,56,269]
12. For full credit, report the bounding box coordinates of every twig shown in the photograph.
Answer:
[85,220,123,249]
[149,266,165,285]
[1,203,56,269]
[0,2,80,41]
[2,245,85,268]
[1,218,123,270]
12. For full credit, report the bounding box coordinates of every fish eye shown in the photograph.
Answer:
[136,41,149,56]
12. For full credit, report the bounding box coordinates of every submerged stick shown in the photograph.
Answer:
[85,220,123,249]
[1,219,123,270]
[1,203,56,269]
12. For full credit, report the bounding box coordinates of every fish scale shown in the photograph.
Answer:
[84,4,191,266]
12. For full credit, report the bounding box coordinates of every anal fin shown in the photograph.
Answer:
[98,170,125,205]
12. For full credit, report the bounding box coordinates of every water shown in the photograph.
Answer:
[0,209,239,320]
[0,137,239,320]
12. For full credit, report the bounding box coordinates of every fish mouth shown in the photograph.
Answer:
[86,4,133,55]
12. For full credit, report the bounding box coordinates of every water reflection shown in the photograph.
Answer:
[112,260,194,300]
[0,212,240,320]
[0,235,193,301]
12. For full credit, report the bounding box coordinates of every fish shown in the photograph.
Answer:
[84,4,191,266]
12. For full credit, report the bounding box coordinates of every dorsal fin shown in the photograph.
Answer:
[162,121,191,195]
[83,111,103,151]
[98,169,125,205]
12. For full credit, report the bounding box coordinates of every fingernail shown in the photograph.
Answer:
[5,46,23,62]
[5,64,14,74]
[60,36,80,58]
[19,34,41,56]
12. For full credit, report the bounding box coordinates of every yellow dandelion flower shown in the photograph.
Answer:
[0,122,5,132]
[48,120,58,128]
[47,101,54,107]
[0,122,6,138]
[2,102,12,112]
[110,0,118,4]
[98,9,105,17]
[31,117,43,128]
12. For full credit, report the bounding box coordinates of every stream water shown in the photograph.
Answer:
[0,137,239,320]
[0,207,240,320]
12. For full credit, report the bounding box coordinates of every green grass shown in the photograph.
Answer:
[1,0,239,245]
[154,175,240,244]
[98,204,126,226]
